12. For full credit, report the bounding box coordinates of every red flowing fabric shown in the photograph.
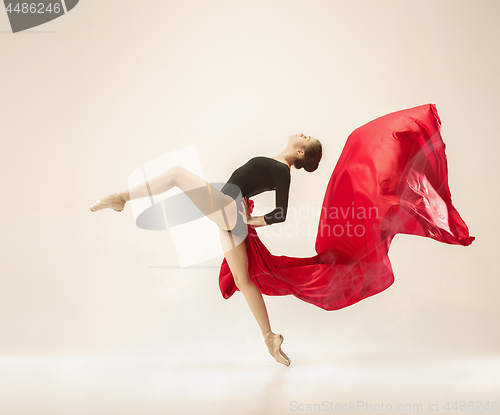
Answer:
[219,104,475,311]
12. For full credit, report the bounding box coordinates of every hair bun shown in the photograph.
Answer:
[304,161,319,172]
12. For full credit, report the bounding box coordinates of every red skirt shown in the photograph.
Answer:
[218,104,475,311]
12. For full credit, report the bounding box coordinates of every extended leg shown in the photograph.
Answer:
[120,165,179,201]
[93,165,239,233]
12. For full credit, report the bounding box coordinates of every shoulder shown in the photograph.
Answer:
[247,157,290,178]
[249,156,271,164]
[260,156,291,171]
[246,156,283,170]
[242,156,267,167]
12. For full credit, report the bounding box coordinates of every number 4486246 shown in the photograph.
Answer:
[6,3,62,14]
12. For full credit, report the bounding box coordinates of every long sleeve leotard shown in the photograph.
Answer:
[220,156,291,225]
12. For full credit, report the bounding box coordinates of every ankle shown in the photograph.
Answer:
[263,330,274,340]
[118,191,130,203]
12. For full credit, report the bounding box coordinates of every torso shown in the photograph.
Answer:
[221,156,291,199]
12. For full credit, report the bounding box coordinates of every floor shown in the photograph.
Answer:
[1,351,498,414]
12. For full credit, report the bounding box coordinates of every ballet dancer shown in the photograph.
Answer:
[90,133,323,366]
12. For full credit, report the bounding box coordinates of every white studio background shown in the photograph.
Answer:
[0,0,498,354]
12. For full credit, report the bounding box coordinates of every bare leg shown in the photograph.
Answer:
[127,166,237,231]
[221,228,271,335]
[118,166,179,202]
[93,165,239,234]
[221,228,290,366]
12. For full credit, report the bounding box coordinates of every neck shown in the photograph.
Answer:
[273,152,294,168]
[274,148,294,168]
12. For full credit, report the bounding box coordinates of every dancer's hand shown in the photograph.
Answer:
[240,197,251,224]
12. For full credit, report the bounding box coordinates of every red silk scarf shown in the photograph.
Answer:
[219,104,475,311]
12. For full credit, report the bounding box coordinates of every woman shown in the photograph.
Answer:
[90,133,323,366]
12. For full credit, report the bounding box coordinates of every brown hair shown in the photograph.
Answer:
[294,139,322,172]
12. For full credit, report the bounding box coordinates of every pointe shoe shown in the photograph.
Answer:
[90,193,126,213]
[264,332,291,366]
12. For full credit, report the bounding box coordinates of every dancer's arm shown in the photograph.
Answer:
[248,215,267,227]
[263,167,290,225]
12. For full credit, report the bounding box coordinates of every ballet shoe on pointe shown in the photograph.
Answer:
[90,193,126,213]
[264,331,291,366]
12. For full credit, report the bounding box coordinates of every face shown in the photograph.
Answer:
[289,133,316,152]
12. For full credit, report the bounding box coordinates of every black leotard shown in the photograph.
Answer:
[221,156,291,226]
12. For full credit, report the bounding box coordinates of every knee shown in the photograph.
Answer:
[170,165,184,183]
[170,165,183,175]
